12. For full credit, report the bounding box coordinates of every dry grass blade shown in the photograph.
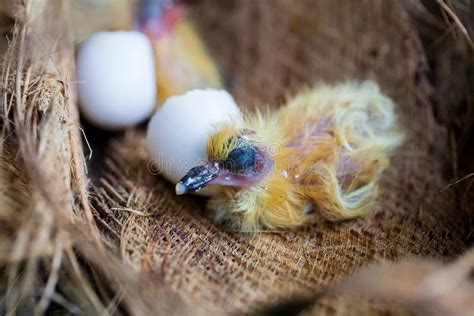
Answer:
[436,0,474,49]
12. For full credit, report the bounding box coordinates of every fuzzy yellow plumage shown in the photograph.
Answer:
[153,19,222,103]
[177,81,404,231]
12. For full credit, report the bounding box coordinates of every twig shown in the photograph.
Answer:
[436,0,474,49]
[36,235,64,315]
[78,126,93,161]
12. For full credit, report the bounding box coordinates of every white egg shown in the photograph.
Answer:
[146,89,243,196]
[76,31,156,130]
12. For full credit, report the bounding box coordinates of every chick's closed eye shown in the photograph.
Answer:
[222,144,257,174]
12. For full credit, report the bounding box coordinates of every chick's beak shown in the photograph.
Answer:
[175,164,219,195]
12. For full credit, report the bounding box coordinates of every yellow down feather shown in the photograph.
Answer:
[207,81,404,231]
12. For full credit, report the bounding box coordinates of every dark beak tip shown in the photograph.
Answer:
[175,182,187,195]
[174,164,219,196]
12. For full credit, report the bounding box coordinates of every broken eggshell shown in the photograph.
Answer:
[146,89,243,196]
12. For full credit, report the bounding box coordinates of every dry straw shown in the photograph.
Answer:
[0,0,472,315]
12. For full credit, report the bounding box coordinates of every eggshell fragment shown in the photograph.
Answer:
[76,31,157,130]
[146,89,243,196]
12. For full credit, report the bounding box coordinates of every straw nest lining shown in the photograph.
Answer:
[0,0,472,315]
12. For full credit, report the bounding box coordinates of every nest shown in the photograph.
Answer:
[0,0,472,315]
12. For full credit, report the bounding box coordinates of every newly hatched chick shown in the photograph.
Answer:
[176,81,404,231]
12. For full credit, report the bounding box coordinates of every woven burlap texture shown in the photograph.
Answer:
[90,0,467,314]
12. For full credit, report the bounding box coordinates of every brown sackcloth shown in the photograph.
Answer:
[91,0,468,314]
